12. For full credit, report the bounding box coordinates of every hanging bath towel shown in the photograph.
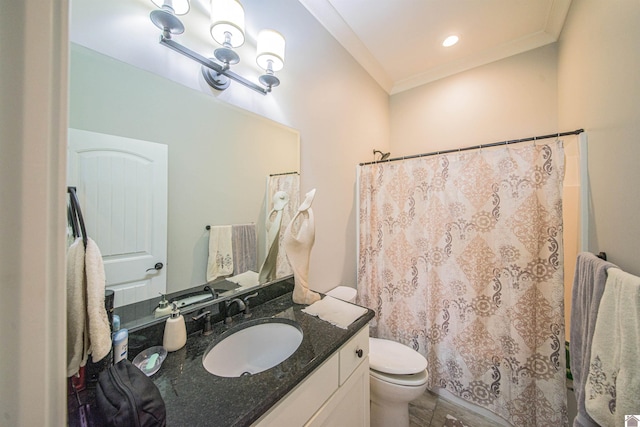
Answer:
[85,238,113,363]
[231,223,257,275]
[206,225,234,282]
[585,268,640,426]
[570,252,617,427]
[67,238,88,377]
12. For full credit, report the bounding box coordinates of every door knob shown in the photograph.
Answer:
[146,262,164,272]
[355,348,363,358]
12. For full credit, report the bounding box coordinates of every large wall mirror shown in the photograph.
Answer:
[68,43,300,324]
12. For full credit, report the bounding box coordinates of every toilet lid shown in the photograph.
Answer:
[326,286,357,303]
[370,368,428,387]
[369,337,428,375]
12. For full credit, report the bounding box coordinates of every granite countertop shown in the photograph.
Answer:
[151,292,375,426]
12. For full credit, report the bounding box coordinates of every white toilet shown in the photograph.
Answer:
[326,286,429,427]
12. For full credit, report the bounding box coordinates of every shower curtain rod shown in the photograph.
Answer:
[269,171,299,176]
[359,128,584,166]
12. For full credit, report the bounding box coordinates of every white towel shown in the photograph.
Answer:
[226,270,259,288]
[585,268,640,426]
[66,238,87,377]
[85,238,112,363]
[206,225,234,282]
[570,252,616,427]
[302,296,368,329]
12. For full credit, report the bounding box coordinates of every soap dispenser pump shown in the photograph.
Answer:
[163,303,187,352]
[154,293,172,318]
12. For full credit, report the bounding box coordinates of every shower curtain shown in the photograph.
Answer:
[357,141,567,426]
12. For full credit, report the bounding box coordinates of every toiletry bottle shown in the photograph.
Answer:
[112,315,129,364]
[163,303,187,352]
[154,293,173,318]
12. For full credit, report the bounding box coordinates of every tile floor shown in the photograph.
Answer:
[409,390,499,427]
[409,383,577,427]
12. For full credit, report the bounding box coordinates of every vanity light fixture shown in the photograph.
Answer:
[149,0,286,95]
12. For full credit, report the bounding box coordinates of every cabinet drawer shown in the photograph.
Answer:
[339,325,369,385]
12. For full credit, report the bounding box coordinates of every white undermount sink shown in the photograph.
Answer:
[202,318,303,377]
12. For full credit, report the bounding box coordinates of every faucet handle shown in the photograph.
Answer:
[242,292,259,318]
[192,310,213,336]
[192,310,211,321]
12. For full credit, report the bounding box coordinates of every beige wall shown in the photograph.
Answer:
[1,1,69,425]
[390,44,558,155]
[558,0,640,276]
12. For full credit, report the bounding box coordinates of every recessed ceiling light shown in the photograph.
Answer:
[442,35,459,47]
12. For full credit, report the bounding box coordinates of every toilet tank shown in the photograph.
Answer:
[326,286,357,303]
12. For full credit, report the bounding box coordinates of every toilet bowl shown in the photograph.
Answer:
[369,337,428,427]
[326,286,429,427]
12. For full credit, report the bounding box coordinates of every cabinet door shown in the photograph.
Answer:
[253,355,339,427]
[306,358,370,427]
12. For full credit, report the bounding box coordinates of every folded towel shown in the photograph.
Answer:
[207,225,233,282]
[570,252,617,427]
[226,270,259,288]
[67,238,87,377]
[232,224,257,275]
[585,268,640,426]
[302,296,368,329]
[85,238,112,363]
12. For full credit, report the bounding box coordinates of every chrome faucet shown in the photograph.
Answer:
[224,298,245,324]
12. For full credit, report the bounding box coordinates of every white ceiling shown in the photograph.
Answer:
[299,0,572,94]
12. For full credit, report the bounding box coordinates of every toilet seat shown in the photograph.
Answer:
[370,368,428,387]
[369,337,428,375]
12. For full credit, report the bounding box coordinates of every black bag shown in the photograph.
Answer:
[96,359,166,427]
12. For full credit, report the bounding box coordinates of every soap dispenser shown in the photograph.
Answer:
[154,293,172,318]
[163,303,187,352]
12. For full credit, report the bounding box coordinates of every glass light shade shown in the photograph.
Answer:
[256,29,285,72]
[210,0,245,48]
[151,0,190,16]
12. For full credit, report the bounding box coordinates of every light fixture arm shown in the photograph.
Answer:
[159,36,268,95]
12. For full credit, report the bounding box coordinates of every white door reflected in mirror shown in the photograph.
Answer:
[68,128,168,307]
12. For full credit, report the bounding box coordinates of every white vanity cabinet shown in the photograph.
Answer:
[253,325,370,427]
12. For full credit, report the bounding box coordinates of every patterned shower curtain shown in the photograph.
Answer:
[357,141,567,426]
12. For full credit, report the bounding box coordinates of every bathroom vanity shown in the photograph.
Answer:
[149,290,374,426]
[254,324,370,426]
